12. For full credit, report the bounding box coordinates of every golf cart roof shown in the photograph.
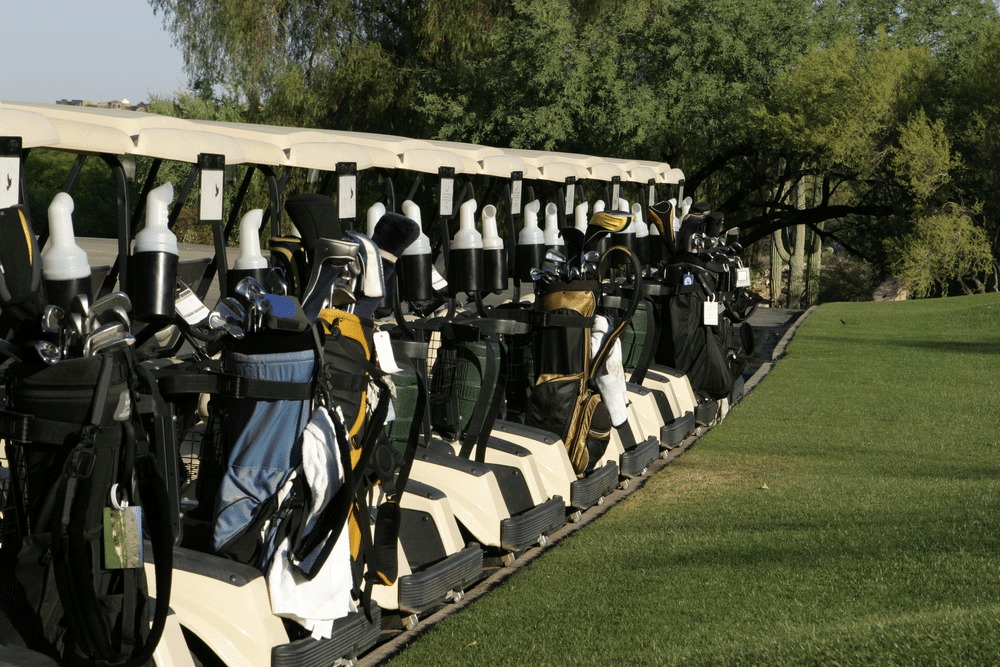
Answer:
[0,100,683,183]
[3,101,248,164]
[0,106,61,148]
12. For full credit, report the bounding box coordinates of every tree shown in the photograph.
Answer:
[149,0,1000,298]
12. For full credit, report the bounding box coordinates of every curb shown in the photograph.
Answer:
[742,305,816,395]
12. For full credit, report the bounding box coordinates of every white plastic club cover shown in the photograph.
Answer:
[519,200,543,245]
[234,209,268,271]
[367,202,387,237]
[134,182,178,255]
[453,198,482,250]
[543,202,563,247]
[481,204,503,251]
[42,193,89,281]
[401,200,431,256]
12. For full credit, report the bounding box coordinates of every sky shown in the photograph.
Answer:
[5,0,189,105]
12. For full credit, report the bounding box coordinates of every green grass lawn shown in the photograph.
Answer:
[385,294,1000,667]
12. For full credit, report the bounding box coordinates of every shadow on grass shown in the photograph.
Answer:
[803,335,1000,356]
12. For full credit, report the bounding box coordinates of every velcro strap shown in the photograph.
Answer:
[156,372,316,400]
[0,409,90,445]
[641,283,671,297]
[493,308,594,329]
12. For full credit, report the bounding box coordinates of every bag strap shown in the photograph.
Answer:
[592,245,643,382]
[291,374,391,577]
[156,370,328,400]
[628,299,658,385]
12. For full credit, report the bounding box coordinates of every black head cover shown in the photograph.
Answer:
[283,194,341,251]
[706,212,724,238]
[560,227,585,265]
[0,206,44,324]
[370,212,420,270]
[690,201,712,216]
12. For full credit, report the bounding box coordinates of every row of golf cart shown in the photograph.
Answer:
[0,102,757,667]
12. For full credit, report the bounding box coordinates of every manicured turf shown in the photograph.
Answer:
[385,294,1000,666]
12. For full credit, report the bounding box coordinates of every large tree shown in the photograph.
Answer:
[150,0,1000,295]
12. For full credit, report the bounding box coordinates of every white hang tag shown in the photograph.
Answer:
[736,267,751,288]
[373,330,402,373]
[0,157,19,208]
[439,178,454,218]
[511,180,523,215]
[339,173,357,221]
[703,297,719,327]
[199,169,224,223]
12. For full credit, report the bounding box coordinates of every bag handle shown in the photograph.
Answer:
[591,245,644,381]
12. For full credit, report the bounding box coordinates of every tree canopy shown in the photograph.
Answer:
[149,0,1000,297]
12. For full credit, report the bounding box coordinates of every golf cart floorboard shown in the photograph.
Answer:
[500,496,566,551]
[569,461,619,510]
[272,603,381,667]
[398,545,484,614]
[662,413,696,449]
[620,437,660,478]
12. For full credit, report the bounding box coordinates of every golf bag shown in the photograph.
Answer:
[0,350,173,667]
[656,253,754,401]
[176,309,396,630]
[525,279,612,476]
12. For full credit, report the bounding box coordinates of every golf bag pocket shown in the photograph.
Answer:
[526,373,584,449]
[316,308,375,442]
[563,389,613,476]
[213,339,315,565]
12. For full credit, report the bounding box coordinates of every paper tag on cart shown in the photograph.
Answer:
[703,300,719,327]
[736,267,751,288]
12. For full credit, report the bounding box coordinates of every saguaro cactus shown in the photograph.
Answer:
[771,179,824,308]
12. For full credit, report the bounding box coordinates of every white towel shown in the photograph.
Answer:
[590,316,628,427]
[266,407,355,639]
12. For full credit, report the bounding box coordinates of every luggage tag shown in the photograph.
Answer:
[735,259,751,288]
[682,272,694,287]
[703,295,719,327]
[176,282,210,325]
[103,484,143,569]
[373,330,402,373]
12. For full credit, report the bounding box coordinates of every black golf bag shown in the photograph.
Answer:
[0,349,173,667]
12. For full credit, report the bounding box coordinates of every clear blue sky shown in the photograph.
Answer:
[5,0,188,105]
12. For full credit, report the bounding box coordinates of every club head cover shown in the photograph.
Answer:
[344,231,385,299]
[301,238,360,321]
[706,212,724,238]
[352,213,420,318]
[0,206,44,325]
[369,212,420,283]
[647,200,676,256]
[284,194,341,252]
